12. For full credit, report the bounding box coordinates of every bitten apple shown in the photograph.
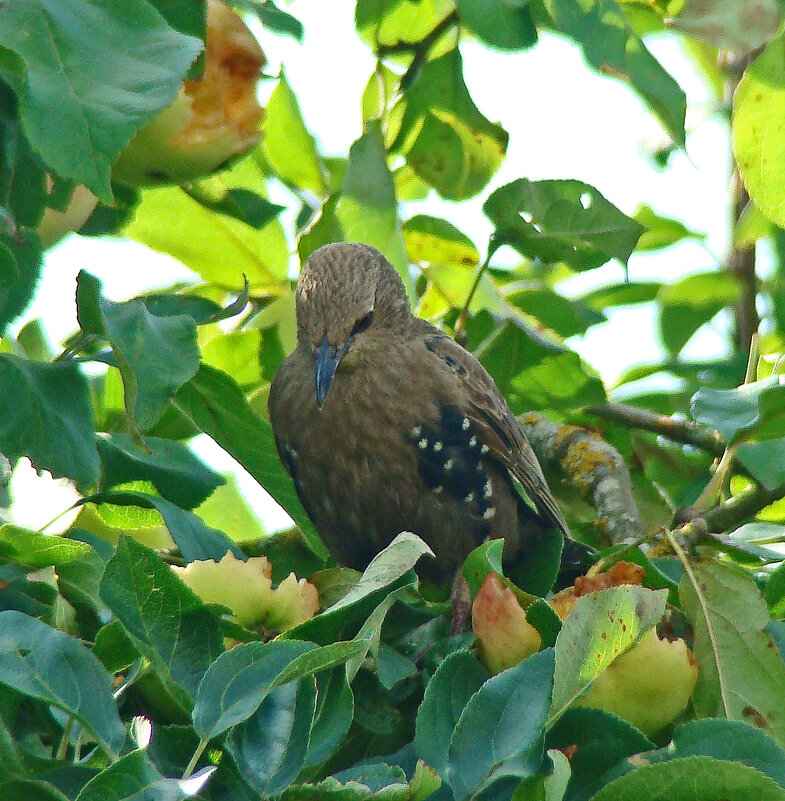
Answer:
[113,0,265,186]
[173,552,319,632]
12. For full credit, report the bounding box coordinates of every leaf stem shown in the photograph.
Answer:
[56,716,75,761]
[183,737,209,780]
[694,333,758,512]
[453,251,493,343]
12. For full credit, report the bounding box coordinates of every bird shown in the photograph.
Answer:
[268,242,592,590]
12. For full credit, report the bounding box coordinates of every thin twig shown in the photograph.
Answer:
[586,402,726,456]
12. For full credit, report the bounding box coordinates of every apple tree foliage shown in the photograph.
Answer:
[0,1,784,800]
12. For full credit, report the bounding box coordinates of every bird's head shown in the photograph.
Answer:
[295,242,411,408]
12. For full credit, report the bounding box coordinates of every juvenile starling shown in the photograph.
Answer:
[269,242,587,584]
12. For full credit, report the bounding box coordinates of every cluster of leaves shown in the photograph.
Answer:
[0,0,784,799]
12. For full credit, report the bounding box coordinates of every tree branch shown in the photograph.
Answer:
[585,402,726,456]
[517,412,642,546]
[702,480,785,533]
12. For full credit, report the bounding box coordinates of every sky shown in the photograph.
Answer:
[5,0,736,533]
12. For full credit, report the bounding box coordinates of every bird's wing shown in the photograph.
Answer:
[419,328,570,537]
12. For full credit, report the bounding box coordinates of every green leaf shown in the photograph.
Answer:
[171,364,328,560]
[619,718,785,788]
[99,536,224,704]
[0,231,42,337]
[390,49,508,200]
[193,639,365,739]
[736,438,785,490]
[194,473,267,545]
[0,525,91,568]
[86,490,242,562]
[0,610,125,756]
[226,678,316,794]
[304,668,355,768]
[74,748,207,801]
[550,586,667,723]
[504,284,605,338]
[201,330,262,389]
[733,36,785,229]
[263,74,326,194]
[282,533,430,644]
[671,0,780,57]
[589,755,785,801]
[402,214,480,267]
[633,205,704,251]
[679,559,785,747]
[542,0,686,146]
[578,281,663,311]
[447,649,555,801]
[469,314,606,415]
[313,532,433,617]
[124,173,288,292]
[0,0,201,203]
[484,179,644,270]
[765,560,785,617]
[0,781,69,801]
[241,0,304,40]
[414,650,488,776]
[658,272,740,356]
[0,355,99,490]
[355,0,455,48]
[97,434,224,510]
[546,707,653,801]
[462,539,506,598]
[691,377,785,444]
[456,0,537,51]
[186,186,285,230]
[77,271,200,430]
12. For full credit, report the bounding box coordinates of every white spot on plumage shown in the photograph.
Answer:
[483,507,496,520]
[433,441,443,452]
[411,425,422,437]
[464,492,475,503]
[461,418,471,431]
[480,444,489,454]
[469,436,478,447]
[483,480,492,498]
[444,459,454,470]
[418,438,428,449]
[433,485,443,494]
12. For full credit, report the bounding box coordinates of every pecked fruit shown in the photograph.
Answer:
[472,561,698,735]
[172,552,319,633]
[113,0,265,186]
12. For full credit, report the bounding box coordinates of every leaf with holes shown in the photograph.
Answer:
[484,179,644,270]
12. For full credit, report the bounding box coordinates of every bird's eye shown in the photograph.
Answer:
[351,309,374,335]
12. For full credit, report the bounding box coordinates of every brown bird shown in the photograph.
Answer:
[269,242,591,589]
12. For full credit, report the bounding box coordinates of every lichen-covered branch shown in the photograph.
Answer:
[517,412,642,546]
[586,403,726,456]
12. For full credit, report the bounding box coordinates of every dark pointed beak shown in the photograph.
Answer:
[314,334,342,408]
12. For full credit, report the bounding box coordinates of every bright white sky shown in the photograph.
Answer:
[7,1,735,533]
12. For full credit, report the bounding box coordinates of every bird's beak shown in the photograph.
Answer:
[314,334,343,408]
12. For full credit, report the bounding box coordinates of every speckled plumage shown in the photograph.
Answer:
[269,242,574,579]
